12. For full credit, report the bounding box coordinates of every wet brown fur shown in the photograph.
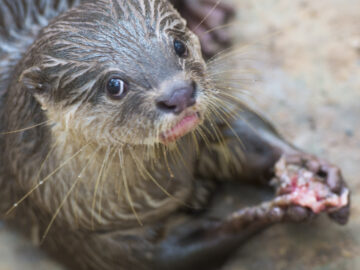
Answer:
[0,1,261,269]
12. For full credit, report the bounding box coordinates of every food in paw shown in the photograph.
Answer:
[272,157,349,213]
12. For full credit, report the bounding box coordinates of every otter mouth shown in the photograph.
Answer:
[160,112,201,144]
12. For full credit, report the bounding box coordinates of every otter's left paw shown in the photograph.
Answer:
[272,155,350,225]
[171,0,235,58]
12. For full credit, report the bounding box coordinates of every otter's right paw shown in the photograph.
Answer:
[271,156,350,225]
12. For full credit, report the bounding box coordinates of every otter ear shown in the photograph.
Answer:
[19,66,48,93]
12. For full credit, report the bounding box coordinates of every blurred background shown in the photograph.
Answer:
[224,0,360,269]
[0,0,359,269]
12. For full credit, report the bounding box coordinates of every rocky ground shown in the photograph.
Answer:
[224,0,360,269]
[0,0,359,269]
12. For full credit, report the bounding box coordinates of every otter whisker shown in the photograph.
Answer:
[74,145,102,227]
[209,78,257,87]
[210,96,247,121]
[208,56,258,70]
[191,131,200,155]
[211,78,257,89]
[207,102,244,149]
[33,139,61,185]
[204,21,239,35]
[129,149,191,208]
[206,44,251,65]
[98,148,117,219]
[117,148,125,200]
[91,146,111,230]
[206,96,236,122]
[211,96,250,114]
[209,68,258,77]
[218,81,256,90]
[212,89,246,101]
[207,31,282,65]
[6,144,90,216]
[41,146,100,243]
[194,0,223,31]
[215,87,252,100]
[204,124,231,163]
[207,93,267,157]
[119,150,143,226]
[207,44,254,63]
[206,96,239,121]
[195,124,222,159]
[162,146,175,178]
[207,46,260,67]
[195,125,212,150]
[173,141,192,174]
[207,68,259,77]
[203,107,227,148]
[150,144,160,170]
[0,120,52,135]
[208,101,247,160]
[205,105,237,160]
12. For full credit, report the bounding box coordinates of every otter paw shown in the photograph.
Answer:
[271,155,350,225]
[282,205,316,223]
[172,0,235,58]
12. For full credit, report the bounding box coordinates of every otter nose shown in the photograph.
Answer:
[156,81,197,115]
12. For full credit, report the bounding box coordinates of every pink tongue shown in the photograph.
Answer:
[162,114,199,143]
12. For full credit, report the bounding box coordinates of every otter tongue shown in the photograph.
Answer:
[162,114,198,143]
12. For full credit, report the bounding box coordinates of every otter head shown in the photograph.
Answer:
[20,0,215,148]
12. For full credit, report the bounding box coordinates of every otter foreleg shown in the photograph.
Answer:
[147,105,351,269]
[46,204,298,270]
[50,194,320,270]
[151,203,315,270]
[197,104,350,223]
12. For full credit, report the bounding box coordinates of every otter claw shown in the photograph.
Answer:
[284,205,315,223]
[328,204,350,225]
[320,163,343,194]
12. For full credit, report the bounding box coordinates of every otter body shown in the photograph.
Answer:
[0,1,350,270]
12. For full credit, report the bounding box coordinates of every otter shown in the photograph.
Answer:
[0,1,350,270]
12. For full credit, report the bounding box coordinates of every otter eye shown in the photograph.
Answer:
[106,78,127,99]
[174,39,188,57]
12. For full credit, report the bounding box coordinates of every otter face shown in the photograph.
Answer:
[20,0,215,147]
